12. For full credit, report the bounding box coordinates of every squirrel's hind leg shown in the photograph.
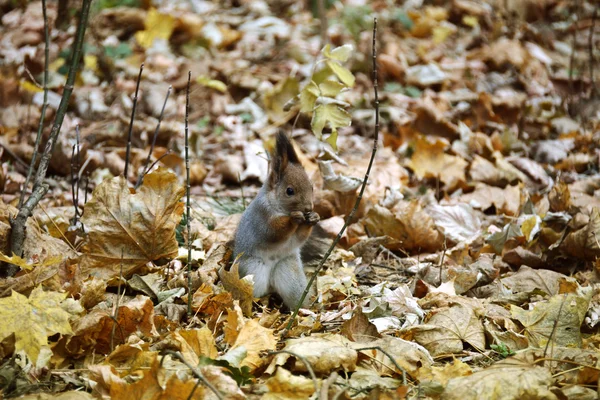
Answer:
[238,256,271,298]
[271,254,309,309]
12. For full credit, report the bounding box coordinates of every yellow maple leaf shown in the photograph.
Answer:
[232,319,277,372]
[135,8,176,49]
[0,252,63,271]
[0,286,73,363]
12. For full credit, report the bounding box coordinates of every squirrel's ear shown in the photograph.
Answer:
[268,132,299,187]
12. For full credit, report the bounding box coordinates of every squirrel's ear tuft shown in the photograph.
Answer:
[269,132,299,186]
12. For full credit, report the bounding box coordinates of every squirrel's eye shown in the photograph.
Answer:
[286,187,295,196]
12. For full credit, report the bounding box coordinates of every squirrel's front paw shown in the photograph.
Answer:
[290,211,305,224]
[304,211,320,225]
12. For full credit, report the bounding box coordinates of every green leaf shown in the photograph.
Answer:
[311,103,351,139]
[197,76,227,92]
[323,44,353,62]
[319,80,346,97]
[325,129,338,152]
[326,60,355,87]
[198,356,254,386]
[299,81,319,113]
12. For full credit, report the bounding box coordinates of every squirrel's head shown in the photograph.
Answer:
[267,132,314,214]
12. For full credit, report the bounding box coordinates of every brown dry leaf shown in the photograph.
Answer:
[417,358,472,385]
[346,368,403,396]
[407,135,467,190]
[363,203,443,253]
[482,38,528,70]
[458,183,521,216]
[80,167,184,280]
[511,289,592,348]
[427,204,482,244]
[18,393,95,400]
[441,358,556,400]
[106,358,206,400]
[340,307,381,343]
[203,214,241,249]
[359,336,433,378]
[548,181,571,212]
[266,334,357,375]
[105,344,156,371]
[561,208,600,261]
[231,318,277,372]
[79,277,107,310]
[200,365,245,399]
[67,295,157,355]
[264,367,316,400]
[409,303,485,357]
[219,261,254,317]
[501,266,565,296]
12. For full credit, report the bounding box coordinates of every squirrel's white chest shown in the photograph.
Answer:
[255,237,302,268]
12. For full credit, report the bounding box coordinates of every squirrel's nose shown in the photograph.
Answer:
[304,205,313,214]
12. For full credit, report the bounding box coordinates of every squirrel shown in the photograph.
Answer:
[234,132,320,309]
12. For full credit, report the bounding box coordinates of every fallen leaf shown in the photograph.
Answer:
[80,167,184,280]
[231,319,277,372]
[135,8,176,49]
[264,367,316,400]
[427,204,482,244]
[409,303,485,356]
[363,202,443,253]
[408,135,467,190]
[442,358,555,400]
[511,290,592,348]
[0,286,73,363]
[266,334,357,375]
[219,262,255,317]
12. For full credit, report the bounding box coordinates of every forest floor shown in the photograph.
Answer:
[0,0,600,399]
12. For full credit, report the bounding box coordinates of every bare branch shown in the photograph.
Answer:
[124,64,144,180]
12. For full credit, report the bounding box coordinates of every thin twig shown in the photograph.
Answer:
[569,1,579,96]
[135,85,172,188]
[355,346,407,385]
[185,72,193,318]
[70,144,77,220]
[438,237,446,286]
[19,0,50,210]
[317,0,328,46]
[9,0,92,268]
[160,351,223,400]
[268,350,319,394]
[75,125,81,212]
[111,250,124,353]
[144,150,172,176]
[0,142,29,169]
[284,18,380,334]
[124,63,144,180]
[84,171,89,204]
[588,8,598,96]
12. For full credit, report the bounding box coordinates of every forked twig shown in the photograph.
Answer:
[284,18,380,334]
[185,72,193,317]
[18,0,50,210]
[124,63,144,179]
[135,85,172,188]
[9,0,92,274]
